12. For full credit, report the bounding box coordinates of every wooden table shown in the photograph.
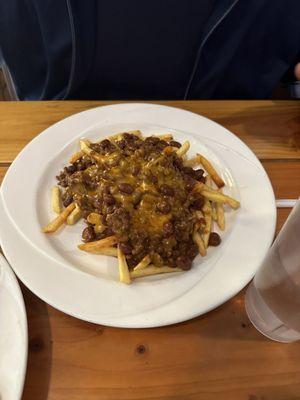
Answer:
[1,101,300,400]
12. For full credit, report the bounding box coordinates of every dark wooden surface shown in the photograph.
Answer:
[1,101,300,400]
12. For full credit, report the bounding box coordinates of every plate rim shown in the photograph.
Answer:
[0,253,28,399]
[0,103,276,327]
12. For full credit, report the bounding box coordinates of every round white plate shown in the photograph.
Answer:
[0,103,276,327]
[0,254,27,400]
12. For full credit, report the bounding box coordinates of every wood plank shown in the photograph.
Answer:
[1,97,300,400]
[20,284,300,400]
[262,160,300,199]
[0,100,299,163]
[0,161,297,400]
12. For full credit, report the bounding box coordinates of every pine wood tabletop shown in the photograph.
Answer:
[1,100,300,400]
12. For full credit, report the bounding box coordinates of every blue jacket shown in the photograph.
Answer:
[0,0,299,100]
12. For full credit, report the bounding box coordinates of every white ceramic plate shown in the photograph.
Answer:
[0,254,27,400]
[0,103,276,327]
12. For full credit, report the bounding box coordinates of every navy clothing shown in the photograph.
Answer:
[0,0,300,100]
[80,1,216,100]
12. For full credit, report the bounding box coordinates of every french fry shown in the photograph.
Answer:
[197,154,225,188]
[206,175,217,221]
[163,146,176,155]
[193,182,205,193]
[43,203,76,233]
[51,186,62,214]
[87,212,102,225]
[211,205,217,221]
[216,190,225,231]
[194,180,240,210]
[78,236,117,252]
[133,255,151,271]
[69,150,84,164]
[184,155,201,168]
[131,265,182,279]
[79,139,104,163]
[97,247,118,257]
[194,212,206,232]
[201,190,240,210]
[67,204,82,225]
[87,212,107,234]
[176,140,190,157]
[192,230,206,257]
[202,199,212,248]
[156,133,173,141]
[80,140,93,155]
[79,138,91,150]
[82,246,117,256]
[117,246,131,284]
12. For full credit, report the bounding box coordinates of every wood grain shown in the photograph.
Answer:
[22,288,300,400]
[0,101,300,400]
[0,100,299,163]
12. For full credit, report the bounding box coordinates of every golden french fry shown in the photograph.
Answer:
[78,236,117,252]
[87,212,102,225]
[193,182,205,193]
[131,265,182,279]
[67,204,82,225]
[205,176,218,221]
[69,150,84,164]
[155,133,173,141]
[211,204,218,221]
[201,190,240,210]
[197,154,225,188]
[97,247,118,256]
[51,186,62,214]
[94,224,107,234]
[192,230,206,257]
[184,155,201,168]
[87,212,106,234]
[176,141,190,157]
[202,199,212,248]
[81,246,118,256]
[117,246,131,284]
[80,141,92,156]
[43,203,76,233]
[163,146,176,155]
[216,190,225,231]
[79,139,91,150]
[80,140,103,163]
[133,255,151,271]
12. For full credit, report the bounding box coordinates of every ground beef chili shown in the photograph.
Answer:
[56,133,219,270]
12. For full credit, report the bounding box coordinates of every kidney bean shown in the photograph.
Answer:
[192,196,205,210]
[169,140,181,148]
[156,201,171,214]
[119,183,134,194]
[159,184,174,196]
[208,232,221,247]
[163,221,174,237]
[82,226,95,242]
[182,166,194,176]
[65,165,76,174]
[103,194,115,205]
[194,169,204,180]
[176,256,192,270]
[62,193,73,207]
[119,242,133,255]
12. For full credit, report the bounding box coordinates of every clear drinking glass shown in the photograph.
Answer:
[245,198,300,342]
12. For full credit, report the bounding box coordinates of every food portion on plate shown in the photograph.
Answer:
[42,130,240,284]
